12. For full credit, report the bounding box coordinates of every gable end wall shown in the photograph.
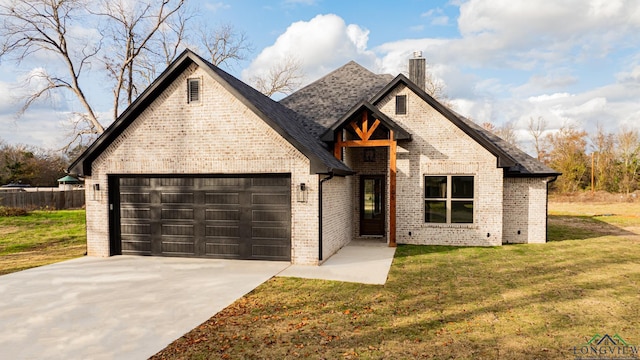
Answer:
[376,85,504,246]
[84,64,324,264]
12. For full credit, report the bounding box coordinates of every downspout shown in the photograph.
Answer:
[318,172,334,262]
[545,176,558,243]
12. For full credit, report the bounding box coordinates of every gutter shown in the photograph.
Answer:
[318,172,334,262]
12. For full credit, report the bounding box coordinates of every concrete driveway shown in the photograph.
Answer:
[0,256,289,360]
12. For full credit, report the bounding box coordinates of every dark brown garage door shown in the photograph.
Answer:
[110,175,291,261]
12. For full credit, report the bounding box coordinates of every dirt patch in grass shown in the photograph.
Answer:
[0,226,20,236]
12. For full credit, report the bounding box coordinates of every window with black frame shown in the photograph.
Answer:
[424,175,474,224]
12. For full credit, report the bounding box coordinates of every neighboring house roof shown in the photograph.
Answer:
[68,50,352,177]
[57,175,80,183]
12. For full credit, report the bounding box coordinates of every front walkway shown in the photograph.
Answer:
[278,240,396,284]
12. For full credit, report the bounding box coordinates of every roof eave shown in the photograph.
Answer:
[370,74,518,169]
[67,49,197,177]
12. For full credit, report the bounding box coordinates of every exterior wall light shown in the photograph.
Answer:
[297,182,308,203]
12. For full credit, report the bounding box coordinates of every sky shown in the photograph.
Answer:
[2,0,640,156]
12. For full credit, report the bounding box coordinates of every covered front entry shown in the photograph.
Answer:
[322,101,412,247]
[108,174,291,261]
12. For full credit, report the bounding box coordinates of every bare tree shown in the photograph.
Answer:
[590,125,617,192]
[527,116,547,161]
[0,0,104,134]
[94,0,186,119]
[0,1,257,148]
[480,121,518,147]
[251,56,304,97]
[197,23,251,67]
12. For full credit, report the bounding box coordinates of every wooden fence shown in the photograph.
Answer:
[0,189,85,210]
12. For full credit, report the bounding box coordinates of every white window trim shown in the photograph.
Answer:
[424,174,475,224]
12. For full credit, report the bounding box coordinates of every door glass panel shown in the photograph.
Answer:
[363,179,377,219]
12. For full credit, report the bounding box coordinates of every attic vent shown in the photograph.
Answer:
[396,95,407,115]
[187,78,200,103]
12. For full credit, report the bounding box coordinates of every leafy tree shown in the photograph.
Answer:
[590,126,618,192]
[545,125,589,193]
[617,127,640,195]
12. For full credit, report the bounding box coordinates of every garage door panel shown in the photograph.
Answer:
[205,240,241,257]
[205,225,240,238]
[206,193,240,205]
[115,175,290,260]
[161,192,194,204]
[159,178,195,187]
[206,209,240,221]
[161,239,195,255]
[161,208,194,220]
[252,209,288,223]
[202,177,242,187]
[251,244,289,259]
[252,193,289,205]
[121,239,152,254]
[121,192,150,204]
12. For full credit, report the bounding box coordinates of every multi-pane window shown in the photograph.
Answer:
[424,175,474,224]
[187,78,200,103]
[395,95,407,115]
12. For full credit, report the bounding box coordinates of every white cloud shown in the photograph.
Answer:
[242,14,378,86]
[204,2,231,12]
[420,8,449,26]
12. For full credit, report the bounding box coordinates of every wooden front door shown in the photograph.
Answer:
[360,175,385,236]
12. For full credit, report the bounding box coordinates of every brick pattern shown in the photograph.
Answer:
[85,64,321,264]
[503,177,550,244]
[376,85,505,246]
[320,175,354,262]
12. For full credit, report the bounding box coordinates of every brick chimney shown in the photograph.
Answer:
[409,51,426,90]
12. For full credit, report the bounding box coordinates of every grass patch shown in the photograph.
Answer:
[0,210,86,275]
[153,202,640,359]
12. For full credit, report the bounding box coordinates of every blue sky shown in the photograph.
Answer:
[2,0,640,155]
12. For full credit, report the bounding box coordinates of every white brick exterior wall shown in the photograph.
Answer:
[320,175,353,262]
[376,85,504,246]
[84,64,321,264]
[503,177,551,244]
[83,61,550,262]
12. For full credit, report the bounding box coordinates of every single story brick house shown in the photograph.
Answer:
[69,49,560,265]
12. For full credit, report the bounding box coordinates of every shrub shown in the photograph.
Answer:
[0,207,29,217]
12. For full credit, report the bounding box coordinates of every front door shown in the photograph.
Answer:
[360,175,385,236]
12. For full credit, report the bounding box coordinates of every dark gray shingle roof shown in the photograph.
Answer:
[457,116,559,176]
[280,61,393,136]
[284,65,559,177]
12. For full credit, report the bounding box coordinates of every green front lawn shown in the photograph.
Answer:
[0,210,86,275]
[152,203,640,359]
